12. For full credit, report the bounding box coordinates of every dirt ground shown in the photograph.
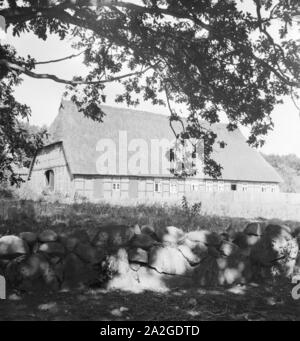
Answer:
[0,281,299,321]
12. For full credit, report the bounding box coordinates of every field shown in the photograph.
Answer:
[0,199,300,321]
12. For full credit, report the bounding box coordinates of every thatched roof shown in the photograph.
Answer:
[46,100,282,183]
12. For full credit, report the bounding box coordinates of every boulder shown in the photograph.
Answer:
[109,224,136,246]
[294,253,300,276]
[128,248,148,264]
[105,249,146,292]
[93,224,134,248]
[148,245,191,275]
[92,230,110,248]
[69,230,90,243]
[207,245,222,258]
[129,233,159,250]
[38,229,58,243]
[233,232,260,250]
[38,242,65,257]
[74,242,105,264]
[217,252,253,285]
[59,230,90,252]
[157,226,185,245]
[132,224,141,235]
[244,222,264,236]
[5,255,27,286]
[103,248,131,278]
[180,237,209,259]
[140,225,159,241]
[59,253,97,289]
[31,255,59,290]
[134,266,167,293]
[219,240,240,257]
[19,232,38,246]
[177,244,201,265]
[130,262,141,271]
[5,254,59,291]
[59,236,79,252]
[265,223,292,237]
[0,259,9,273]
[193,251,252,286]
[0,235,29,259]
[185,230,222,247]
[250,224,299,278]
[192,256,219,286]
[49,256,61,265]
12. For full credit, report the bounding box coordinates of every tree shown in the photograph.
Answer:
[262,153,300,192]
[0,0,299,181]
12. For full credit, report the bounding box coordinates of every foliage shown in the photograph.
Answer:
[0,184,14,198]
[262,153,300,192]
[0,43,47,184]
[0,0,300,180]
[181,195,202,230]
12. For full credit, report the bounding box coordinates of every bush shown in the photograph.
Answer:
[0,187,14,199]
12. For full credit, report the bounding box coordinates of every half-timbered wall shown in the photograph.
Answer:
[70,176,280,202]
[28,144,73,196]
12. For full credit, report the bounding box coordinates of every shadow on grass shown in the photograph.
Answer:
[0,280,299,321]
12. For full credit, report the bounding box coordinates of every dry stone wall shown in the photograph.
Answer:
[0,221,299,293]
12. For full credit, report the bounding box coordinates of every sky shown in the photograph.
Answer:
[1,1,300,157]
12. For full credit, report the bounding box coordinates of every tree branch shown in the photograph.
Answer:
[0,58,158,85]
[34,50,86,65]
[1,1,299,88]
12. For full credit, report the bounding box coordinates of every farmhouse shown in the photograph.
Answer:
[27,100,282,201]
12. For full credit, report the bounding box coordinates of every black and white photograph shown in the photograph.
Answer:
[0,0,300,325]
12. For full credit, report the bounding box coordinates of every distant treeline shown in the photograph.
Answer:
[262,153,300,193]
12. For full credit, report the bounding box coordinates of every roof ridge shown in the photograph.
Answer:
[59,99,229,128]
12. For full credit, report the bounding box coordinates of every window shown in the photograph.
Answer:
[261,186,267,193]
[218,181,224,192]
[154,182,162,193]
[112,182,120,191]
[45,169,54,191]
[206,181,213,192]
[231,184,237,191]
[199,180,205,192]
[192,146,197,159]
[242,185,247,192]
[170,182,177,194]
[191,183,198,192]
[170,149,175,162]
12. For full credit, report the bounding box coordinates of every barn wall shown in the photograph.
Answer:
[70,175,280,202]
[27,142,280,202]
[28,144,73,196]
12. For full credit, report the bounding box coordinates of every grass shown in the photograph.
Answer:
[0,198,300,238]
